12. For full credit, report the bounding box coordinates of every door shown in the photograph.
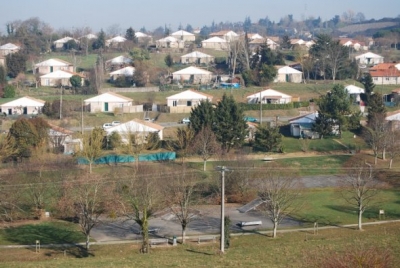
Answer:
[50,66,54,72]
[104,102,109,112]
[23,107,27,114]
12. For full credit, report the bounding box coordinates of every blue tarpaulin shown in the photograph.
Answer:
[78,151,176,165]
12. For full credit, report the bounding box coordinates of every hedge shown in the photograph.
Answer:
[240,101,310,111]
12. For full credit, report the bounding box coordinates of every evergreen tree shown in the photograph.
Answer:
[253,125,282,152]
[125,27,135,41]
[164,54,173,67]
[312,112,333,139]
[281,34,291,49]
[189,99,215,134]
[6,52,27,78]
[0,65,6,86]
[359,73,375,105]
[213,93,247,152]
[92,29,106,50]
[3,85,16,98]
[367,92,386,124]
[42,101,54,117]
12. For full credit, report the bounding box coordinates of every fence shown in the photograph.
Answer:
[100,87,159,93]
[77,151,176,165]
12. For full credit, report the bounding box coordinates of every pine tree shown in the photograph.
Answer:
[360,73,375,105]
[367,92,386,124]
[189,99,215,134]
[254,125,282,152]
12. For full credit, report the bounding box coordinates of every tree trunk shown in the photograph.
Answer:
[358,209,363,231]
[89,162,92,174]
[86,234,90,249]
[182,226,186,244]
[141,215,149,253]
[389,158,393,169]
[382,148,386,160]
[203,160,207,171]
[374,154,378,165]
[273,220,278,238]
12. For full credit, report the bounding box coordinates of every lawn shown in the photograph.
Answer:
[0,222,399,267]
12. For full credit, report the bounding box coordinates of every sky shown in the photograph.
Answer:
[1,0,399,34]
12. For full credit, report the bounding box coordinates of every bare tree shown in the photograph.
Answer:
[191,126,220,171]
[75,128,104,173]
[173,127,195,164]
[165,168,200,244]
[118,165,162,253]
[59,173,114,249]
[256,164,301,238]
[363,114,387,165]
[386,129,400,169]
[340,158,378,231]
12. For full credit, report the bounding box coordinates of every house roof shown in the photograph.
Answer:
[345,85,365,94]
[289,112,318,124]
[104,119,164,134]
[355,52,383,59]
[172,66,213,75]
[35,58,72,67]
[158,36,179,42]
[106,55,133,64]
[290,39,304,45]
[201,36,227,43]
[167,89,213,100]
[107,36,127,43]
[84,92,133,103]
[80,33,97,39]
[0,96,45,107]
[135,32,149,38]
[209,30,238,37]
[369,63,400,77]
[181,51,213,58]
[109,66,135,76]
[247,88,292,99]
[171,30,195,36]
[277,66,302,74]
[54,37,78,44]
[40,70,84,78]
[386,110,400,121]
[0,43,20,50]
[48,123,74,135]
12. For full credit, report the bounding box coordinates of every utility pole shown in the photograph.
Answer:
[60,86,63,119]
[216,166,228,253]
[259,90,263,124]
[81,98,84,134]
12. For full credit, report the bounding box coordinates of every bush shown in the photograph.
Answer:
[3,85,15,98]
[240,101,309,111]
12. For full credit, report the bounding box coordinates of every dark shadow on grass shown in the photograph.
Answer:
[186,249,214,256]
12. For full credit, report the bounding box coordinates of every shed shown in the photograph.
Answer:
[172,66,213,84]
[0,96,45,115]
[275,66,303,83]
[289,112,319,138]
[180,51,214,65]
[247,89,292,104]
[104,119,164,141]
[40,70,84,87]
[84,92,133,113]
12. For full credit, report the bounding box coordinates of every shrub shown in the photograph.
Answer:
[3,85,15,98]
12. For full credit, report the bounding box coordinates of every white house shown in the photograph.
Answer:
[247,89,292,104]
[369,63,400,85]
[109,66,135,81]
[166,89,213,113]
[209,30,238,42]
[171,30,195,42]
[53,37,79,49]
[289,112,319,138]
[34,58,74,75]
[105,55,133,71]
[0,96,45,115]
[0,43,20,56]
[180,51,214,65]
[104,119,164,142]
[47,123,75,154]
[172,66,213,84]
[201,37,228,50]
[275,66,303,83]
[40,70,84,87]
[106,36,127,47]
[355,52,384,65]
[84,92,133,113]
[345,85,365,103]
[156,36,184,48]
[135,32,152,42]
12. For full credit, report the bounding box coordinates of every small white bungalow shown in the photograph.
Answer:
[47,123,75,153]
[172,66,213,84]
[247,89,292,104]
[34,58,74,75]
[275,66,303,83]
[209,30,238,42]
[386,110,400,130]
[53,37,79,49]
[40,70,84,87]
[156,36,184,49]
[0,96,45,115]
[106,36,127,47]
[171,30,195,42]
[106,55,132,66]
[180,51,214,65]
[201,37,228,50]
[0,43,20,56]
[104,119,164,142]
[84,92,133,113]
[355,52,384,66]
[109,66,135,81]
[166,89,213,113]
[345,85,365,103]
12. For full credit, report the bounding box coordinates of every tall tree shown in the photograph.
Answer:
[213,93,247,152]
[125,27,135,41]
[189,99,215,134]
[359,73,375,105]
[340,158,378,231]
[257,163,301,238]
[191,126,220,171]
[6,52,27,78]
[92,29,106,50]
[315,84,352,138]
[367,92,386,124]
[69,75,82,94]
[8,118,41,160]
[164,54,173,67]
[75,128,104,173]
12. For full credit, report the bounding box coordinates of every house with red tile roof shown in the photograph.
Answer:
[369,63,400,85]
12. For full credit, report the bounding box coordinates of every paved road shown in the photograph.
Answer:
[91,175,345,242]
